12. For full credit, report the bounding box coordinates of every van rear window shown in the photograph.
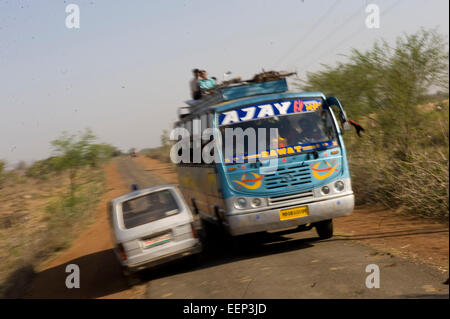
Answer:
[121,190,179,229]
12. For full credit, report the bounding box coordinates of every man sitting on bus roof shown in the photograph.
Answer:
[197,70,217,92]
[190,68,202,100]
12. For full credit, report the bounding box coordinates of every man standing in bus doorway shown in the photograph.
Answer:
[190,68,202,100]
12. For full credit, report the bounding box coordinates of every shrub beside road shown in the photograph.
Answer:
[0,129,119,298]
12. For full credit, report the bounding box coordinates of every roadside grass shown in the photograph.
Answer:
[346,99,449,219]
[38,168,105,258]
[141,145,172,163]
[0,166,107,298]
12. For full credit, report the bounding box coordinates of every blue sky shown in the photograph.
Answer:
[0,0,448,166]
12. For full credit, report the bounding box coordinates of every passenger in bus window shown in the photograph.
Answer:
[190,68,202,100]
[278,117,299,146]
[297,117,326,143]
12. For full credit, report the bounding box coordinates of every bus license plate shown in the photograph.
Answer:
[280,206,309,221]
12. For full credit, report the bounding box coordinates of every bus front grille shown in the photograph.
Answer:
[268,190,314,205]
[263,163,312,191]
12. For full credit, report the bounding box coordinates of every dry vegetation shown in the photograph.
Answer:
[0,129,118,298]
[302,29,449,219]
[141,145,172,163]
[345,99,449,218]
[141,129,172,163]
[0,167,106,297]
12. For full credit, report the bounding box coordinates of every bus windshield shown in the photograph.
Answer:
[220,109,337,163]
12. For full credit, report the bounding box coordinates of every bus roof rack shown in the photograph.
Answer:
[179,71,296,119]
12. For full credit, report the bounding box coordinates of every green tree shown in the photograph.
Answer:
[85,143,117,167]
[301,28,448,159]
[51,128,97,199]
[161,129,170,147]
[300,28,449,217]
[25,157,60,179]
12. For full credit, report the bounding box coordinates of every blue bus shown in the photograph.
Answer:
[174,75,354,239]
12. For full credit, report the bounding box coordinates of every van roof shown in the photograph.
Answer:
[110,184,177,204]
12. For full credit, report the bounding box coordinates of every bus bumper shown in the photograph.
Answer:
[225,193,354,236]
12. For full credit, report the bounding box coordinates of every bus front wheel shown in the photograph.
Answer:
[315,219,333,239]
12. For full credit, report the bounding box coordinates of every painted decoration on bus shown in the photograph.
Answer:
[311,159,340,180]
[224,140,338,163]
[233,172,264,190]
[219,98,323,126]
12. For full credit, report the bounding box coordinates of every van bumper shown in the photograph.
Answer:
[123,240,202,272]
[225,193,354,236]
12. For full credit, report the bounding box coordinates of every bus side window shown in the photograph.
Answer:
[201,112,216,165]
[207,112,216,143]
[207,113,214,132]
[192,117,201,164]
[201,113,208,146]
[181,120,192,164]
[174,122,184,164]
[185,120,192,137]
[173,122,181,143]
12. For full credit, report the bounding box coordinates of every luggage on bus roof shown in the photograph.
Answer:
[181,71,296,118]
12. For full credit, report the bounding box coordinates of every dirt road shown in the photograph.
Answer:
[25,157,449,298]
[25,160,144,298]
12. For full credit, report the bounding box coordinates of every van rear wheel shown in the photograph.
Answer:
[315,219,333,239]
[121,266,140,287]
[187,253,202,269]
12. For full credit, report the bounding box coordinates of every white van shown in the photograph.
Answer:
[108,185,202,276]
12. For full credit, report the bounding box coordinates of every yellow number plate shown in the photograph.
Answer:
[280,206,309,221]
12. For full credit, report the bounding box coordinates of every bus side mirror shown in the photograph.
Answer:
[325,96,350,132]
[343,121,351,131]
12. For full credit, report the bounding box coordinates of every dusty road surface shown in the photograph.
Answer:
[25,157,449,298]
[117,157,449,299]
[25,160,145,298]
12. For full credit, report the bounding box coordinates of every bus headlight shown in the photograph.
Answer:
[321,186,330,195]
[250,198,262,208]
[234,197,247,209]
[334,180,345,192]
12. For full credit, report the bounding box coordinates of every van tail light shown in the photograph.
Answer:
[191,223,198,238]
[117,243,127,261]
